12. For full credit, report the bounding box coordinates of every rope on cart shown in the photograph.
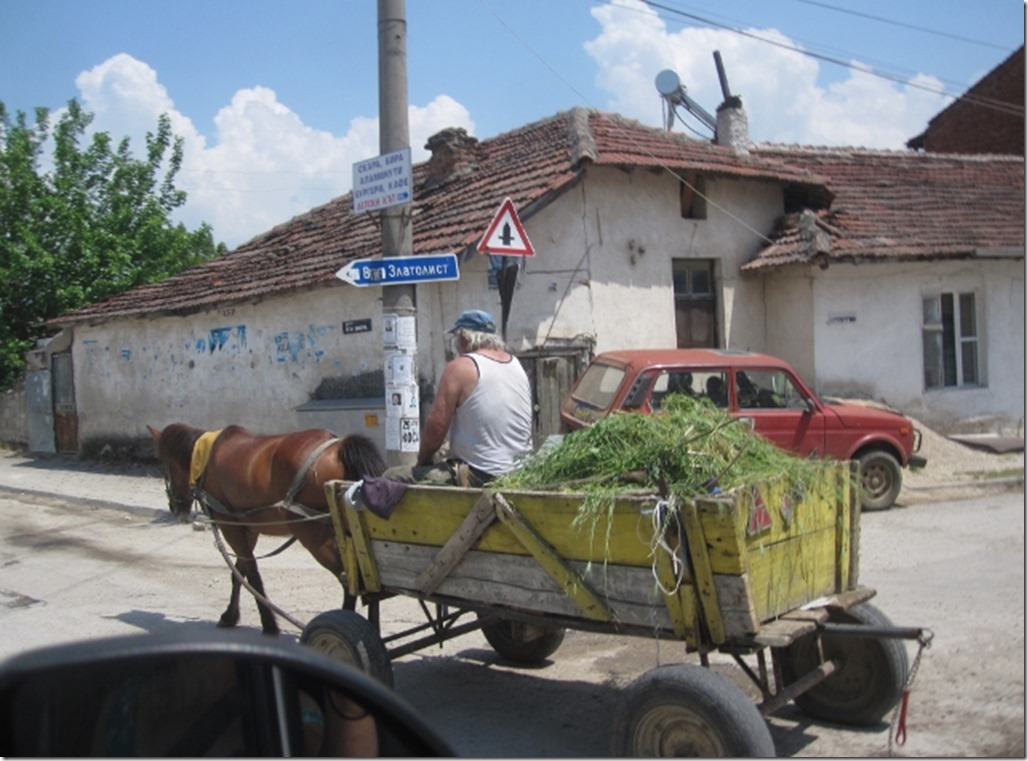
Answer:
[888,628,934,755]
[649,496,687,595]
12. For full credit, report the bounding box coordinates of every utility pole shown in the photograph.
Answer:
[378,0,418,466]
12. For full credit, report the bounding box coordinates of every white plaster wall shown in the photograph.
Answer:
[808,259,1024,433]
[760,271,816,381]
[463,166,785,357]
[72,285,384,441]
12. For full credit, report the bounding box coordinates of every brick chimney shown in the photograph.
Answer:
[423,127,480,189]
[715,95,749,155]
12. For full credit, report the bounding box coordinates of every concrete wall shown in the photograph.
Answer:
[69,286,386,447]
[793,258,1023,434]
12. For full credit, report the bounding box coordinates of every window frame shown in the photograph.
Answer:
[922,290,983,390]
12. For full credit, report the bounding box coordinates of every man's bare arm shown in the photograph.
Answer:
[417,356,477,466]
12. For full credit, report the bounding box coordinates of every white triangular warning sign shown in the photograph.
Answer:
[476,197,535,256]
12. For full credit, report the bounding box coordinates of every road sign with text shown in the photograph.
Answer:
[335,253,460,287]
[352,147,412,214]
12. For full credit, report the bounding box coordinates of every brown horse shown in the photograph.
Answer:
[148,422,386,635]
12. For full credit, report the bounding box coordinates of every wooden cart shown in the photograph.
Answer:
[301,463,925,756]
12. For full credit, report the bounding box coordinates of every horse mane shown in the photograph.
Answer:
[338,434,387,479]
[159,423,204,468]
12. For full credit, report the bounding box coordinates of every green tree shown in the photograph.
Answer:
[0,99,224,388]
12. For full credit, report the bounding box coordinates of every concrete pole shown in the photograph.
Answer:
[378,0,418,466]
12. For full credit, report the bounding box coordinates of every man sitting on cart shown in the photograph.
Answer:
[383,309,533,488]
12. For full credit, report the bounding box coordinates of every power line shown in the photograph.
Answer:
[638,0,1024,117]
[795,0,1011,51]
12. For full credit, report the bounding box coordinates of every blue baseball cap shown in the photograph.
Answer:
[447,309,497,334]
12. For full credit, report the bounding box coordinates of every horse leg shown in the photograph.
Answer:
[218,556,245,629]
[218,526,280,635]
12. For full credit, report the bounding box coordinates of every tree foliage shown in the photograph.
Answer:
[0,99,225,388]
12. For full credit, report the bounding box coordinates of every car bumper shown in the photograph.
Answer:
[909,454,928,469]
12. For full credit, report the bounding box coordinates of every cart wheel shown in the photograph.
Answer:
[479,615,566,664]
[300,609,393,687]
[612,664,775,757]
[777,602,908,725]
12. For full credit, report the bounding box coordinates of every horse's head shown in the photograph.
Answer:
[147,423,197,522]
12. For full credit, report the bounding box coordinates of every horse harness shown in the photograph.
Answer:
[190,430,340,528]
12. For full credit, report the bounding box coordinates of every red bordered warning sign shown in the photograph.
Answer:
[476,197,535,256]
[747,488,774,536]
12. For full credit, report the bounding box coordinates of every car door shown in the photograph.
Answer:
[732,368,826,457]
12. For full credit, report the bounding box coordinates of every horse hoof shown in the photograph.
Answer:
[217,616,238,628]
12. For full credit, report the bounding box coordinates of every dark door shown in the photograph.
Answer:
[52,352,79,453]
[672,260,717,347]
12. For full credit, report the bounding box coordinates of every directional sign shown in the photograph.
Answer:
[352,147,412,214]
[476,197,535,256]
[335,253,460,287]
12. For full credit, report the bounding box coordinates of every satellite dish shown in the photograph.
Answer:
[655,69,681,96]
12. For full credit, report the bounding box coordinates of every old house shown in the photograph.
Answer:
[907,46,1024,156]
[31,93,1024,456]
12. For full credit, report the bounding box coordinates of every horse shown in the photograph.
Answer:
[147,422,386,635]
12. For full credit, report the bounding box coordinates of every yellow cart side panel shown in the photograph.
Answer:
[355,486,659,567]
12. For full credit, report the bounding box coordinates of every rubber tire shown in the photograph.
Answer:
[612,664,775,757]
[479,615,566,664]
[300,609,393,687]
[858,450,903,511]
[778,602,908,726]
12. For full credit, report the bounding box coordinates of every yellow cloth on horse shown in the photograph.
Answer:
[189,429,224,486]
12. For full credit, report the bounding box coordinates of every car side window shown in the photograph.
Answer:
[650,371,697,410]
[694,371,728,408]
[736,370,804,409]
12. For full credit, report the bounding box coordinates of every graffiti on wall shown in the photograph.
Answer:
[275,324,335,364]
[194,325,247,354]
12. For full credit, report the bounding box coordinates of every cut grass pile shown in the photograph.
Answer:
[498,394,845,501]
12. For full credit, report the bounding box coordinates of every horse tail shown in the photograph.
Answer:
[338,434,387,479]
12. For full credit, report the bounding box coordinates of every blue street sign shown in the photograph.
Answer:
[335,253,460,287]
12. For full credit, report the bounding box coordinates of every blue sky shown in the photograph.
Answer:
[1,0,1022,248]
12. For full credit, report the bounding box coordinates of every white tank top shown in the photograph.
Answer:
[449,353,533,476]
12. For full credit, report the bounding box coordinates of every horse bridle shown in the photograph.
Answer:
[163,476,196,517]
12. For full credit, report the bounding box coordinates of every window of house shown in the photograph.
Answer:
[672,260,717,347]
[680,173,707,219]
[922,292,981,389]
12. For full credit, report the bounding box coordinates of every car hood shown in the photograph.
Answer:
[822,398,913,428]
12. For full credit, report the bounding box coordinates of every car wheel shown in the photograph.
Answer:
[858,450,902,511]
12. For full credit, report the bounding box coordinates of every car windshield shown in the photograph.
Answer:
[570,362,626,411]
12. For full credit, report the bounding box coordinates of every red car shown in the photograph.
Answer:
[560,349,926,511]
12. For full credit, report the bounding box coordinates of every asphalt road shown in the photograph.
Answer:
[0,484,1023,757]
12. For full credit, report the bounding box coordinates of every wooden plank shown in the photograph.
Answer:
[781,608,829,623]
[326,482,361,596]
[370,541,675,631]
[681,498,726,645]
[712,574,759,639]
[753,617,817,647]
[744,526,841,620]
[652,526,698,644]
[339,487,382,593]
[355,486,660,567]
[415,492,497,595]
[493,493,615,622]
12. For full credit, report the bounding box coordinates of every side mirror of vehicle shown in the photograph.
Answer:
[0,630,455,757]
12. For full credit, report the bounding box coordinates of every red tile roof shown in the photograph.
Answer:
[743,146,1024,271]
[49,109,1022,324]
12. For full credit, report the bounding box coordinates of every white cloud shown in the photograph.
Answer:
[585,0,948,149]
[72,54,475,248]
